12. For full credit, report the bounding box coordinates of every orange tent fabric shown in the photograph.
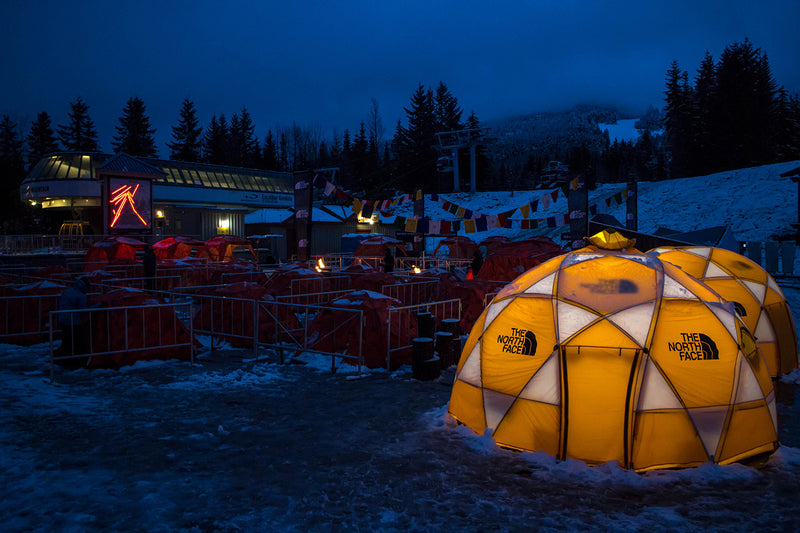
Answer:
[83,236,146,272]
[197,235,256,262]
[152,236,206,260]
[433,236,478,259]
[478,237,564,281]
[354,235,407,257]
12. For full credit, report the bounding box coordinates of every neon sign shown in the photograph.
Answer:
[107,177,151,229]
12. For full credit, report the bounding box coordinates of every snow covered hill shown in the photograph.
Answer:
[389,160,800,246]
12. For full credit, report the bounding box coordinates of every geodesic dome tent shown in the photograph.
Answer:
[152,235,206,260]
[306,290,415,369]
[448,234,778,472]
[197,235,256,262]
[433,236,478,259]
[83,236,146,272]
[477,237,564,281]
[354,235,407,257]
[649,246,798,378]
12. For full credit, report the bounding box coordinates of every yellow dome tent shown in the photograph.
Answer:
[649,246,798,378]
[448,237,778,472]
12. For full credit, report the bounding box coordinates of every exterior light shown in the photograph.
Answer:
[156,210,164,218]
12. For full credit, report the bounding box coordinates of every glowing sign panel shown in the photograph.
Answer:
[107,178,151,229]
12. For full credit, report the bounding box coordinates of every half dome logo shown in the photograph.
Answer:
[497,328,537,356]
[667,332,719,361]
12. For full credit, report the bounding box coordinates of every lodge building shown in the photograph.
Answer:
[20,152,296,240]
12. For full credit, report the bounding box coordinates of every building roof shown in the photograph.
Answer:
[24,152,293,194]
[97,153,167,177]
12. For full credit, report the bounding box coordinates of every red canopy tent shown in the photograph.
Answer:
[0,280,67,345]
[197,235,257,262]
[262,262,323,297]
[152,236,206,261]
[354,236,407,257]
[478,236,512,254]
[433,236,478,259]
[74,288,196,369]
[306,290,415,369]
[83,236,147,272]
[478,237,564,281]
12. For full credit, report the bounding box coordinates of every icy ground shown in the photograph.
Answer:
[2,160,800,531]
[1,284,799,532]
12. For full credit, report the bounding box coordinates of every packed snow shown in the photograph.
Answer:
[2,161,800,532]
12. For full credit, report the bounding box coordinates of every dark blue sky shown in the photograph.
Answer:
[2,0,799,156]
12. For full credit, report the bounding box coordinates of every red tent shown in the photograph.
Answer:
[354,235,407,257]
[0,280,67,345]
[74,288,196,369]
[439,278,504,334]
[263,262,323,297]
[197,235,257,262]
[83,236,147,272]
[191,282,299,348]
[478,237,564,281]
[152,235,206,260]
[306,290,415,369]
[433,236,478,259]
[478,236,512,254]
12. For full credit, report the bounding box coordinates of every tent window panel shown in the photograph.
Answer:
[216,172,231,189]
[53,159,68,178]
[79,154,93,178]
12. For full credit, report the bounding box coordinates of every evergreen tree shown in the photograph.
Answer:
[25,111,60,168]
[202,114,228,165]
[434,82,463,132]
[112,97,158,156]
[58,97,100,151]
[227,113,242,166]
[167,98,202,162]
[393,84,437,191]
[692,51,716,174]
[278,131,288,171]
[0,115,26,231]
[712,39,778,169]
[236,107,260,168]
[262,130,279,170]
[0,115,25,183]
[663,61,692,177]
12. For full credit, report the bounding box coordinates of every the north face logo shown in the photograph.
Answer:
[580,279,638,294]
[667,332,719,361]
[497,328,537,355]
[732,301,747,317]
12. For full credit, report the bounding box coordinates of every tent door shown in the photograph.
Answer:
[561,346,640,466]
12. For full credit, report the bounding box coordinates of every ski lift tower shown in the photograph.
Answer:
[435,128,481,192]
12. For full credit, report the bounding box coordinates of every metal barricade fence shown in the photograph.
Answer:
[381,279,439,305]
[276,289,353,306]
[257,300,364,373]
[169,287,365,373]
[220,270,269,284]
[1,292,63,344]
[386,298,461,369]
[98,275,183,294]
[290,275,351,295]
[48,301,195,381]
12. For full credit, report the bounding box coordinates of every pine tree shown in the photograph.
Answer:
[663,61,692,177]
[112,97,158,156]
[394,84,437,190]
[0,115,25,183]
[202,114,228,165]
[713,39,778,169]
[0,115,26,230]
[25,111,60,168]
[692,51,716,174]
[434,82,463,132]
[167,98,202,162]
[58,97,100,151]
[262,130,279,170]
[236,107,260,168]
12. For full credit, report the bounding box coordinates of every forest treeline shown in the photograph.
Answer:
[2,38,799,206]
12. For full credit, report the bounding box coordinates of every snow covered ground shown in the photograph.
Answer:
[2,161,800,532]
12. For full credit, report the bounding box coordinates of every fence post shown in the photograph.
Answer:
[780,241,796,274]
[253,299,259,360]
